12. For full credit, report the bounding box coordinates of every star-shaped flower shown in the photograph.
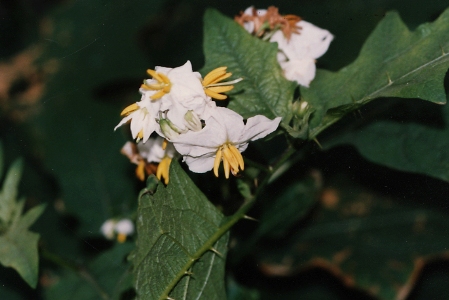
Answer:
[172,107,281,178]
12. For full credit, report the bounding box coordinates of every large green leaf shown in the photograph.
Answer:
[256,175,449,300]
[0,204,45,288]
[130,161,228,300]
[324,100,449,182]
[302,7,449,139]
[45,243,134,300]
[202,9,296,122]
[30,0,165,234]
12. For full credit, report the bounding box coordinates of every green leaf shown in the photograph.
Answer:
[0,159,23,224]
[45,243,134,300]
[303,8,449,138]
[324,101,449,182]
[202,9,296,122]
[130,161,228,300]
[257,175,449,300]
[0,204,45,288]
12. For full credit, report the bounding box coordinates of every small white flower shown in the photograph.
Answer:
[115,219,134,235]
[270,20,334,86]
[114,95,160,143]
[100,219,116,240]
[137,136,176,163]
[172,107,281,178]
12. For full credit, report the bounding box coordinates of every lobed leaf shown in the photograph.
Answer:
[130,162,228,300]
[0,204,45,288]
[202,9,296,123]
[302,8,449,138]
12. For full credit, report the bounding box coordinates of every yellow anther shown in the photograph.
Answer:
[203,67,228,86]
[228,145,244,171]
[213,143,244,178]
[137,130,144,141]
[157,156,172,184]
[203,67,242,100]
[223,158,230,179]
[162,139,168,150]
[213,148,222,177]
[141,69,172,100]
[120,103,139,116]
[135,160,146,181]
[117,233,127,243]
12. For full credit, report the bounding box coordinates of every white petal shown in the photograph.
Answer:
[270,20,333,60]
[280,59,316,87]
[238,115,282,143]
[183,155,216,173]
[115,219,134,235]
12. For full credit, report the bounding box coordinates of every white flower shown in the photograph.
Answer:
[100,219,116,240]
[137,137,176,184]
[270,20,334,86]
[137,136,175,163]
[114,95,161,143]
[171,107,281,178]
[100,218,135,243]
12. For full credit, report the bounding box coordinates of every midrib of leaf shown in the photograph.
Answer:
[309,49,449,139]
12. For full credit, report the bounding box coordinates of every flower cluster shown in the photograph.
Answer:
[116,61,281,182]
[100,218,134,243]
[235,6,334,87]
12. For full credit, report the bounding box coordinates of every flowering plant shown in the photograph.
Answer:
[3,2,449,300]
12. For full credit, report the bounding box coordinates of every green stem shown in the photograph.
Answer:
[41,249,110,300]
[159,146,297,299]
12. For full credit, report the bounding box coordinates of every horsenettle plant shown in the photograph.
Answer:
[5,1,449,300]
[109,4,449,299]
[102,6,449,299]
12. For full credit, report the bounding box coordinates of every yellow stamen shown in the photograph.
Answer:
[203,67,242,100]
[205,89,228,100]
[137,130,144,141]
[213,148,222,177]
[157,156,172,184]
[141,68,172,100]
[222,147,239,172]
[213,143,245,178]
[117,233,127,243]
[162,139,168,150]
[120,103,139,116]
[228,145,244,171]
[223,158,230,179]
[135,160,146,181]
[207,85,234,94]
[203,67,227,86]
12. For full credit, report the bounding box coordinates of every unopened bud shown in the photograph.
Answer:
[184,110,202,132]
[159,119,181,140]
[292,100,309,118]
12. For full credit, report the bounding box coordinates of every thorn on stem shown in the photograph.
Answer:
[386,72,393,85]
[243,215,259,222]
[210,247,223,258]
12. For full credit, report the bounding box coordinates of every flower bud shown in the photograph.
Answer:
[184,110,202,132]
[159,118,181,140]
[100,219,116,240]
[292,100,309,118]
